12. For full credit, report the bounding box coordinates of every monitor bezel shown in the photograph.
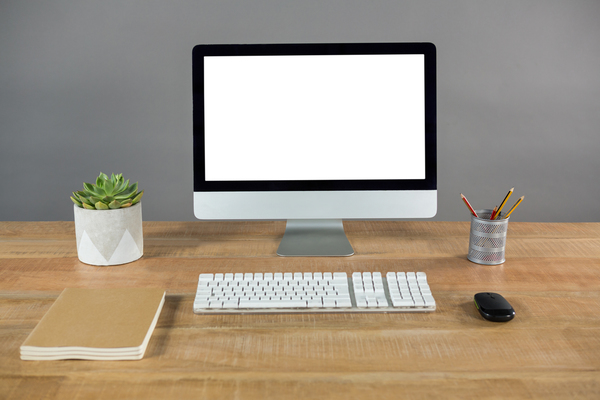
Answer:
[193,42,436,192]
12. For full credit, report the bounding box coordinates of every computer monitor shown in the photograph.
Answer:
[193,42,436,257]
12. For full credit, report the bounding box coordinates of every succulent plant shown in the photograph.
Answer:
[71,172,143,210]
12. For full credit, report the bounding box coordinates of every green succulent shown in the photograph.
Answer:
[71,172,143,210]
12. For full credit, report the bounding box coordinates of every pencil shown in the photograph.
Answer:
[503,196,524,219]
[460,193,478,218]
[490,206,498,220]
[493,187,514,220]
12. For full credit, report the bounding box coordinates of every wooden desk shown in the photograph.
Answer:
[1,221,600,399]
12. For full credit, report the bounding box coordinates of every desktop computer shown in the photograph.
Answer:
[192,42,437,257]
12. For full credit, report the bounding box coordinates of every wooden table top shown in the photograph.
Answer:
[1,221,600,399]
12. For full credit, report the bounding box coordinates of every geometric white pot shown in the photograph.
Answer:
[73,202,143,266]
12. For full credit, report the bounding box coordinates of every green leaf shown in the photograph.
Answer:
[83,182,105,197]
[70,196,83,207]
[89,196,103,204]
[120,202,132,208]
[113,178,128,195]
[103,179,114,195]
[99,172,109,181]
[131,190,144,204]
[82,202,96,210]
[108,200,121,209]
[95,201,109,210]
[113,182,138,200]
[96,176,104,188]
[78,195,94,206]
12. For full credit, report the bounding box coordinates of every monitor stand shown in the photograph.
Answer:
[276,219,354,257]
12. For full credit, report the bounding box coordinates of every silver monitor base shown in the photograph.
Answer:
[277,219,354,257]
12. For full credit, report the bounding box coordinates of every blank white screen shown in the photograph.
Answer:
[204,54,425,181]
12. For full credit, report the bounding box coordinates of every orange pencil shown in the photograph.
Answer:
[460,193,478,218]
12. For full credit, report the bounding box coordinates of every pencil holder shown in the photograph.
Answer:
[468,209,509,265]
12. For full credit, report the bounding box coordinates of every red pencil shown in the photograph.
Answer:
[490,206,498,220]
[460,193,478,218]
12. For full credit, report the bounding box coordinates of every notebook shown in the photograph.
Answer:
[20,288,166,360]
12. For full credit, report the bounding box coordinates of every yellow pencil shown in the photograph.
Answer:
[503,196,524,219]
[493,187,514,219]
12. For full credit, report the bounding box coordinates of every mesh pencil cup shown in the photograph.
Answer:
[467,209,509,265]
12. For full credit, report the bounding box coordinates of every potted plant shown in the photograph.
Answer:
[70,173,144,266]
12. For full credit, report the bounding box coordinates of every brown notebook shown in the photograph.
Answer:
[20,288,166,360]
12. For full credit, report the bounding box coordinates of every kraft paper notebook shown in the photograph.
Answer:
[20,288,166,361]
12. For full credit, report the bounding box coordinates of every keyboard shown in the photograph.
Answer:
[194,271,435,314]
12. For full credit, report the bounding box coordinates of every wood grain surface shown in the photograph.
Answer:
[1,221,599,399]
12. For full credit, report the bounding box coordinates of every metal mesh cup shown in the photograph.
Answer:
[468,209,509,265]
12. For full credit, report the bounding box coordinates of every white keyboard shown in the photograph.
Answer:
[194,271,435,314]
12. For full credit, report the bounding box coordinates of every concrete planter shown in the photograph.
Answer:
[73,203,143,266]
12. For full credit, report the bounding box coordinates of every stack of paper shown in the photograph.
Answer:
[20,288,166,360]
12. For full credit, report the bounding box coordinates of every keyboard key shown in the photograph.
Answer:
[423,295,435,306]
[307,298,322,308]
[413,297,425,307]
[392,298,414,307]
[223,299,239,308]
[333,272,347,282]
[239,299,273,308]
[323,298,337,308]
[280,299,307,308]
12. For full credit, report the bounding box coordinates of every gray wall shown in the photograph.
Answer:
[1,0,599,222]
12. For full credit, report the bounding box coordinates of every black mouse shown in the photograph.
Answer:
[474,292,515,322]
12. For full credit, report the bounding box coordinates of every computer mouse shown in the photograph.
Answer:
[474,292,515,322]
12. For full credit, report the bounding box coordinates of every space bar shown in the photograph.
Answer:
[239,299,308,308]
